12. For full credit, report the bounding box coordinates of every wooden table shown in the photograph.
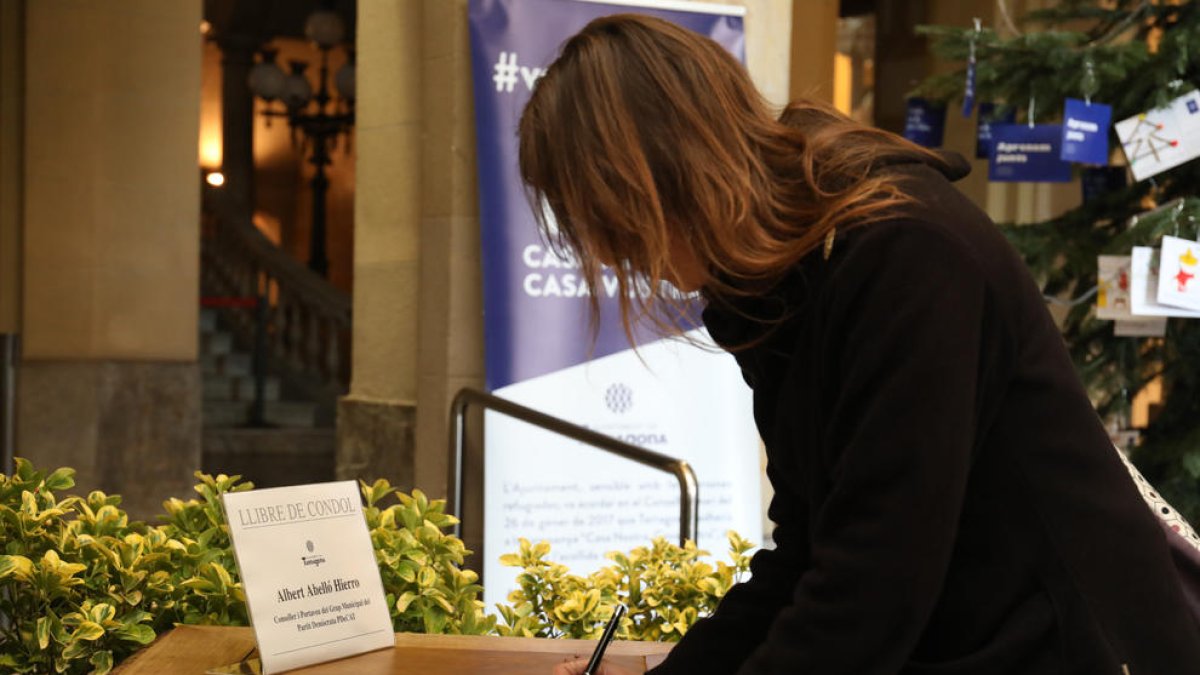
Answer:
[112,625,673,674]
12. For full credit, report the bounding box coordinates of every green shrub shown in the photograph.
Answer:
[158,472,252,627]
[0,459,167,674]
[0,461,492,674]
[495,533,753,641]
[360,479,495,636]
[0,459,752,673]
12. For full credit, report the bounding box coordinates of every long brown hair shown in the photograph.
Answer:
[518,13,950,342]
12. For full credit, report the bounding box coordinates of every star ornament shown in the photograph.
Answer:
[1176,267,1195,292]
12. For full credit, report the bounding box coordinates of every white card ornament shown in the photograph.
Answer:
[1130,247,1200,318]
[1115,317,1168,337]
[1096,255,1133,320]
[223,482,393,674]
[1115,89,1200,181]
[1156,235,1200,311]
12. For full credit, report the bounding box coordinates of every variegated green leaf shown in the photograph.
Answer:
[113,623,156,645]
[72,621,104,642]
[90,650,114,675]
[36,616,51,649]
[0,554,33,580]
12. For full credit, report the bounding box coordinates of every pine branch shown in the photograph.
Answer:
[916,0,1200,522]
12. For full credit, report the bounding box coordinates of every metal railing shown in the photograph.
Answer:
[446,387,699,546]
[202,212,351,398]
[0,334,16,475]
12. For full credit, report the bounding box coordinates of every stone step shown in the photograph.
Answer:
[203,400,318,428]
[202,374,281,402]
[201,331,233,356]
[202,428,336,489]
[233,376,280,402]
[199,307,218,334]
[201,351,253,378]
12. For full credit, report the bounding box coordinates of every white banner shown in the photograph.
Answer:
[482,330,760,608]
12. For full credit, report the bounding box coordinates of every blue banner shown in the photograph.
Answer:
[469,0,744,391]
[903,97,947,148]
[976,102,1016,159]
[1062,97,1112,165]
[989,124,1074,183]
[468,0,760,610]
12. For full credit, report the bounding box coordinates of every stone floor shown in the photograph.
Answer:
[201,427,335,489]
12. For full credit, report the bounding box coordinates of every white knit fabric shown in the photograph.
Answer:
[1114,445,1200,553]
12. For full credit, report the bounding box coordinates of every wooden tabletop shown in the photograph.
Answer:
[112,625,673,674]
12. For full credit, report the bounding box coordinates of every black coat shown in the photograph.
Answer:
[648,157,1200,674]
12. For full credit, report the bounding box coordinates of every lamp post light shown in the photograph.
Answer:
[247,7,355,278]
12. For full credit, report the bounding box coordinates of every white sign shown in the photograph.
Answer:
[1130,247,1200,318]
[1156,235,1200,311]
[482,330,761,610]
[1116,88,1200,181]
[223,482,393,674]
[1115,318,1168,337]
[1097,255,1133,320]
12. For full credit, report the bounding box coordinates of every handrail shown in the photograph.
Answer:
[200,295,259,309]
[202,211,352,399]
[219,216,350,322]
[446,387,699,546]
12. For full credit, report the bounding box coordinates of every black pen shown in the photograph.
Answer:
[584,604,627,675]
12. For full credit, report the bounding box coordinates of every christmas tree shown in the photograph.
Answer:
[913,1,1200,519]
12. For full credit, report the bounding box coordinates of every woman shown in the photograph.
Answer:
[526,14,1200,675]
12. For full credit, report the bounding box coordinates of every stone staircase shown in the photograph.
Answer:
[200,308,335,488]
[200,308,311,427]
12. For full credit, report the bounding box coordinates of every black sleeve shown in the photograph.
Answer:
[653,221,1013,674]
[645,479,810,672]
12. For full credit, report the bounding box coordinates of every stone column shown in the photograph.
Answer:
[406,0,487,562]
[871,0,930,135]
[218,34,259,221]
[741,0,793,109]
[0,1,23,477]
[18,0,203,517]
[412,0,484,503]
[336,1,423,488]
[789,0,839,103]
[0,0,22,335]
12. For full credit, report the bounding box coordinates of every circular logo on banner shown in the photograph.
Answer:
[604,383,633,414]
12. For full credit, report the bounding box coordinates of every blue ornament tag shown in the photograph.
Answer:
[1061,97,1112,165]
[989,124,1074,183]
[976,103,1016,159]
[903,98,947,148]
[962,58,977,118]
[962,18,981,118]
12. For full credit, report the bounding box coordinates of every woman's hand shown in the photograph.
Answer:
[552,657,641,675]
